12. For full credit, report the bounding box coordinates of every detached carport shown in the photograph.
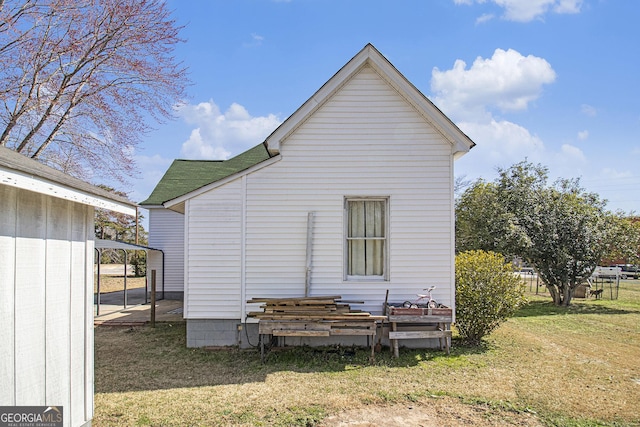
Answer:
[94,238,164,316]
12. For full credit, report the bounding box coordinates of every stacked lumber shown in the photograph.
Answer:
[247,295,386,321]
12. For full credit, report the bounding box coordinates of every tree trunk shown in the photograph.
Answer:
[548,285,561,305]
[561,285,573,306]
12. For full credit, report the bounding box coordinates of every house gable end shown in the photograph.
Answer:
[264,43,475,157]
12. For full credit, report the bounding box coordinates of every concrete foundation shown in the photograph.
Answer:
[186,319,446,351]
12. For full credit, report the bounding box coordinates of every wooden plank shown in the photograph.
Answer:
[259,323,331,334]
[389,330,452,339]
[327,321,377,327]
[248,295,342,303]
[264,305,336,312]
[272,330,330,337]
[252,314,387,321]
[330,328,375,336]
[387,315,452,323]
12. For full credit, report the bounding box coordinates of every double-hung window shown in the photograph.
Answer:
[345,197,388,280]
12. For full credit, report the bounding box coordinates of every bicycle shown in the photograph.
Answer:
[403,285,440,309]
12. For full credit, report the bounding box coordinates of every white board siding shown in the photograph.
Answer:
[184,64,456,318]
[0,185,94,426]
[244,65,454,314]
[45,197,72,411]
[0,184,17,405]
[147,208,184,294]
[14,190,47,404]
[185,180,243,319]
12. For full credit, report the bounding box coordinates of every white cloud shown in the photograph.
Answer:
[559,143,586,163]
[476,13,495,24]
[577,130,589,140]
[178,100,281,160]
[244,33,265,48]
[431,48,556,121]
[457,119,546,166]
[553,0,582,14]
[455,120,589,185]
[455,0,583,22]
[431,48,585,185]
[581,104,597,117]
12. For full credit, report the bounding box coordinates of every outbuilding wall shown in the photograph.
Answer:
[0,185,94,427]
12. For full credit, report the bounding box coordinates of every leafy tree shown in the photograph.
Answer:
[0,0,188,183]
[600,214,640,266]
[455,250,526,345]
[95,185,148,276]
[517,178,609,306]
[456,180,506,253]
[456,161,611,306]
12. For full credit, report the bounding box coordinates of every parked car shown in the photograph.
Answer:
[615,264,640,279]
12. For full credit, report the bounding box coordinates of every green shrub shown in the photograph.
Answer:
[455,250,526,345]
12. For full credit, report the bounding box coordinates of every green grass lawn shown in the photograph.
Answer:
[94,280,640,426]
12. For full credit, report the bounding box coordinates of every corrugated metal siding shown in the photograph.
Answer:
[245,65,454,314]
[185,179,243,318]
[185,64,455,318]
[0,185,93,426]
[148,208,184,293]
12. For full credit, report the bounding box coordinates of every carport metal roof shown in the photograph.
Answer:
[95,239,162,252]
[94,239,164,316]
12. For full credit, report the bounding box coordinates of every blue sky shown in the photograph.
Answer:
[134,0,640,217]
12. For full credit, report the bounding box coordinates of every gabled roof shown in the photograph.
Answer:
[143,44,476,210]
[140,143,272,206]
[264,43,475,158]
[0,145,136,215]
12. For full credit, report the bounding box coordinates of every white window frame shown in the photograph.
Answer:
[344,196,389,281]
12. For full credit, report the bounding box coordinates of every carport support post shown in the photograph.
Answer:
[122,249,128,309]
[95,248,101,316]
[150,269,156,328]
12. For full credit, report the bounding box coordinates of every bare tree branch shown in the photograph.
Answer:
[0,0,189,184]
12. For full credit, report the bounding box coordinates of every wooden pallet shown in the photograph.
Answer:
[247,295,380,320]
[249,295,382,362]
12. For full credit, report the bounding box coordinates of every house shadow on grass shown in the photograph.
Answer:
[514,299,633,318]
[94,323,487,394]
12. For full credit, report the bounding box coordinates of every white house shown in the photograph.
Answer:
[0,146,136,427]
[141,44,475,347]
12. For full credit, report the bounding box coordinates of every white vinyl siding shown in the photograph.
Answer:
[244,64,454,314]
[185,179,243,319]
[147,208,184,294]
[184,64,456,318]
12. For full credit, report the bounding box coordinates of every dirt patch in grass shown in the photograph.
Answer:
[321,400,544,427]
[94,275,145,294]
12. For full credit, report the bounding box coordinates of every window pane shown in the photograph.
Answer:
[348,200,385,238]
[348,240,365,275]
[347,199,386,277]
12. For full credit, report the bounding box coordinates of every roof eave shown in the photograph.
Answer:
[0,147,136,215]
